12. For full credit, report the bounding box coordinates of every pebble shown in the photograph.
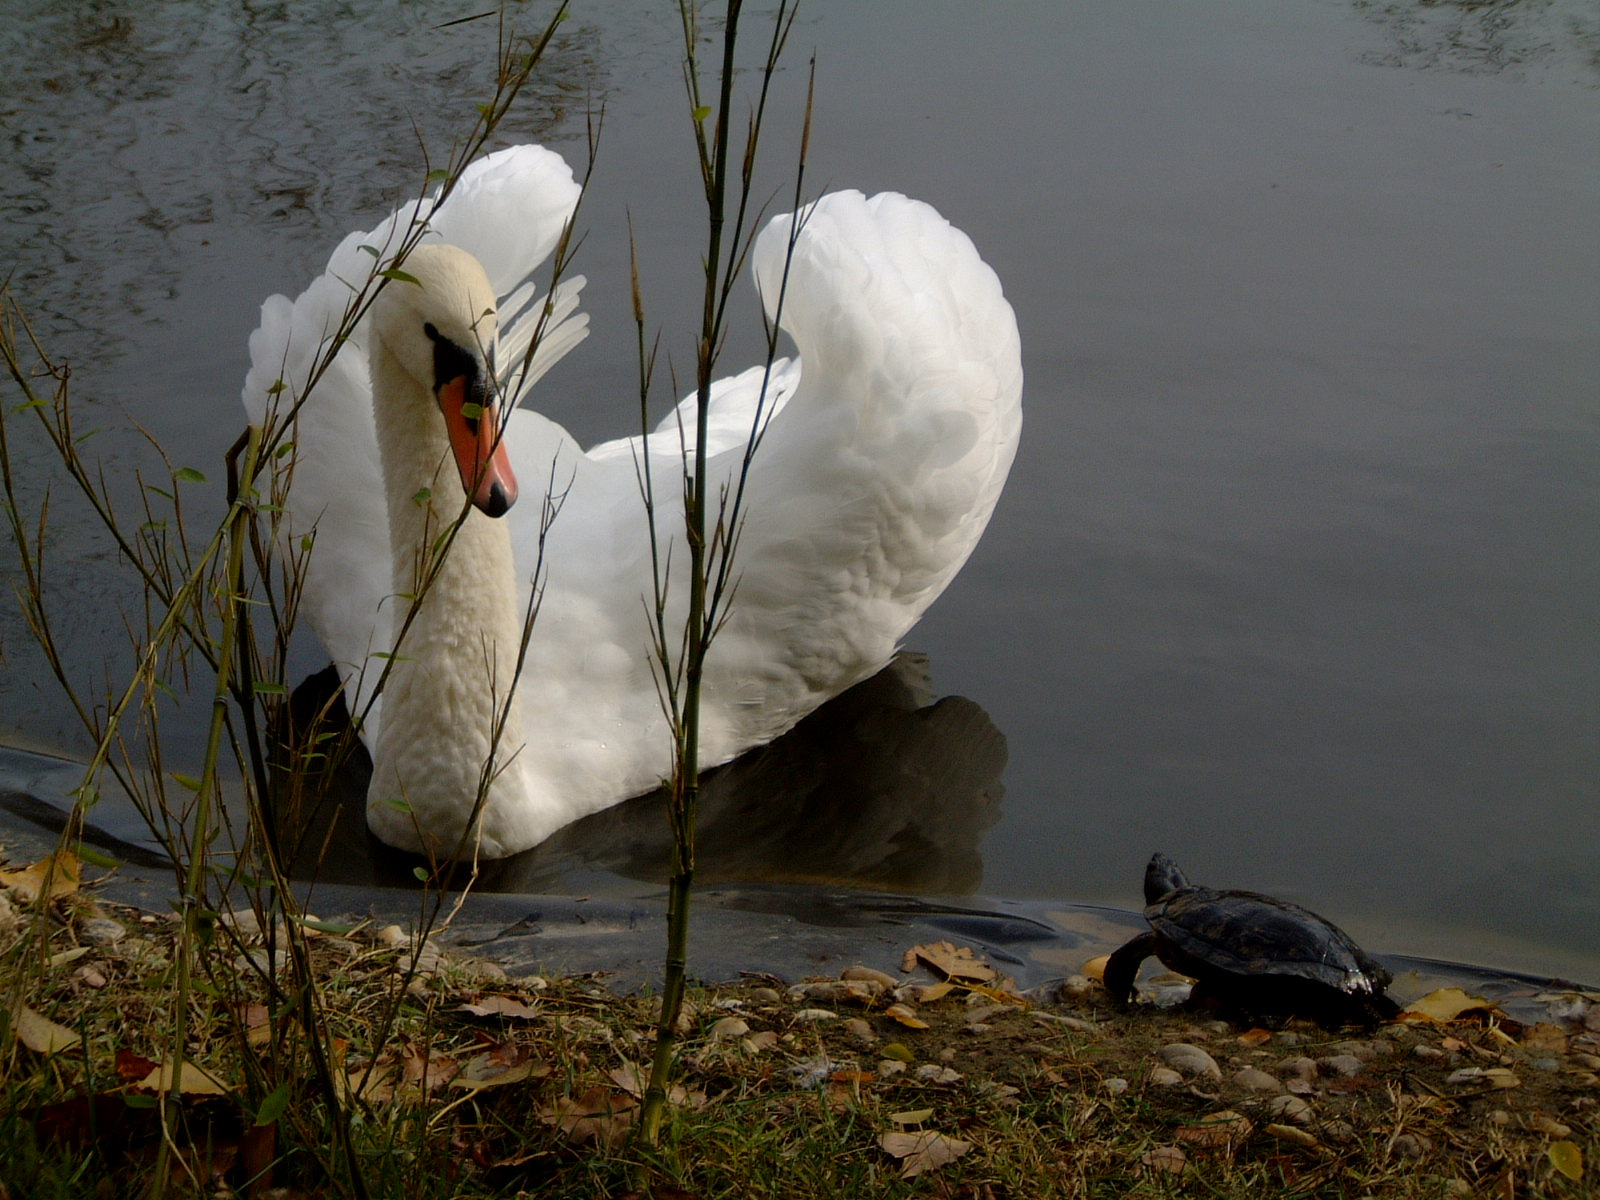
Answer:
[1281,1056,1318,1082]
[73,964,108,989]
[1330,1039,1384,1061]
[1391,1133,1430,1161]
[708,1016,749,1041]
[1412,1044,1446,1062]
[841,966,898,989]
[749,987,782,1005]
[792,1008,838,1023]
[1104,1077,1129,1096]
[1157,1043,1222,1080]
[1232,1067,1283,1093]
[1032,1012,1098,1034]
[877,1059,907,1078]
[1149,1067,1184,1088]
[1264,1094,1314,1125]
[1319,1119,1358,1145]
[1318,1054,1364,1078]
[841,1017,876,1044]
[80,917,126,946]
[915,1064,963,1084]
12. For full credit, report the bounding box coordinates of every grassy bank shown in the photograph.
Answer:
[2,857,1595,1199]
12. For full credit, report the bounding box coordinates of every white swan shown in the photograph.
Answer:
[242,144,1022,859]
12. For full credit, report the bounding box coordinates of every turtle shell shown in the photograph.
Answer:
[1147,886,1391,997]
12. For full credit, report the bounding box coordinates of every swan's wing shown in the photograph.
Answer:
[583,358,801,463]
[241,144,588,736]
[694,189,1024,746]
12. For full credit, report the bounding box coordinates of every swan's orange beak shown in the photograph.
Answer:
[438,369,518,519]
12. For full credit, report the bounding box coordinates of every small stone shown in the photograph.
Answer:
[1141,1145,1187,1174]
[1528,1113,1572,1138]
[965,1003,1014,1025]
[73,964,108,989]
[1264,1094,1314,1125]
[1273,1030,1305,1047]
[1280,1056,1318,1082]
[841,965,898,989]
[749,987,782,1005]
[1318,1119,1357,1144]
[1318,1054,1364,1077]
[1487,1110,1513,1127]
[1390,1133,1430,1161]
[915,1064,962,1084]
[793,1008,837,1023]
[1149,1067,1184,1087]
[80,918,126,946]
[1158,1043,1222,1080]
[708,1016,749,1041]
[1104,1077,1129,1095]
[877,1059,907,1077]
[1412,1044,1446,1062]
[1329,1040,1380,1061]
[841,1017,876,1044]
[1032,1012,1098,1033]
[1286,1078,1315,1095]
[1232,1067,1283,1093]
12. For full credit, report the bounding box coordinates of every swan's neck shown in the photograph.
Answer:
[365,336,529,856]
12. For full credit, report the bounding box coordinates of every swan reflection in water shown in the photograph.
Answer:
[272,651,1005,896]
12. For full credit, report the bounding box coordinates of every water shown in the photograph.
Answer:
[1,1,1595,981]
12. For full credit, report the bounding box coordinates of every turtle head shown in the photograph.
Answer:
[1144,852,1190,904]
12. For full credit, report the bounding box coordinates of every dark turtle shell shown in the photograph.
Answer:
[1104,852,1395,1025]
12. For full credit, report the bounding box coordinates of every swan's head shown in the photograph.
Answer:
[371,243,517,517]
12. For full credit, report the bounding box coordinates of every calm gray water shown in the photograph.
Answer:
[1,1,1596,981]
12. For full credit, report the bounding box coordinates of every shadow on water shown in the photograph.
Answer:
[268,651,1006,896]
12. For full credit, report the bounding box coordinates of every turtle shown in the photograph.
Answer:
[1103,852,1398,1027]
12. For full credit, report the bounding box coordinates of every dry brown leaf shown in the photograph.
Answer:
[0,850,82,902]
[133,1060,229,1096]
[12,1004,82,1055]
[1176,1109,1251,1148]
[543,1087,639,1147]
[1237,1027,1273,1047]
[879,1129,972,1178]
[913,981,956,1004]
[457,995,540,1020]
[399,1047,460,1093]
[911,941,996,984]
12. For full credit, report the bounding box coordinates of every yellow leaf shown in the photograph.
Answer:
[12,1004,82,1055]
[886,1003,929,1029]
[890,1108,935,1126]
[881,1042,915,1063]
[1402,987,1496,1022]
[1082,954,1110,982]
[0,850,82,902]
[1548,1140,1583,1182]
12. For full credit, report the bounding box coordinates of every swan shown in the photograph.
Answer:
[242,144,1022,860]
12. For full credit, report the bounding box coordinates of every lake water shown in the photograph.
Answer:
[1,1,1595,982]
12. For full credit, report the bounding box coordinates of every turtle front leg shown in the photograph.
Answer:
[1103,932,1159,1006]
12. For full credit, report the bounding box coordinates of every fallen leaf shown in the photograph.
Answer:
[881,1042,915,1063]
[1548,1140,1584,1182]
[879,1129,971,1178]
[542,1087,638,1147]
[910,941,996,984]
[890,1108,935,1126]
[0,850,82,902]
[1176,1109,1252,1148]
[1237,1028,1273,1047]
[913,981,956,1003]
[457,995,540,1020]
[885,1004,929,1030]
[12,1004,82,1055]
[133,1060,229,1096]
[1403,987,1497,1022]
